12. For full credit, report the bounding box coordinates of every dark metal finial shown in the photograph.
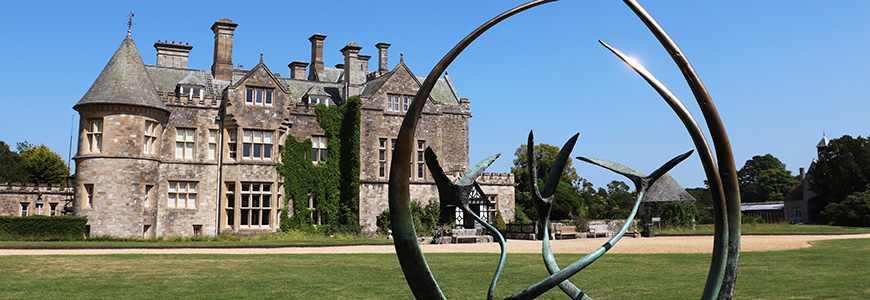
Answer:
[126,11,135,34]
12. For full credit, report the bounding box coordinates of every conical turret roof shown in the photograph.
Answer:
[74,33,167,112]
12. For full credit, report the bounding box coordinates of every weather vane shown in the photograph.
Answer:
[126,11,135,33]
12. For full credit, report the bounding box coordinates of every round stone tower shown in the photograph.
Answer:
[73,31,170,238]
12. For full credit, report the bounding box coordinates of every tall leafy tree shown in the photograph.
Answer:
[511,143,583,221]
[811,135,870,207]
[738,154,799,203]
[19,143,70,184]
[0,141,28,183]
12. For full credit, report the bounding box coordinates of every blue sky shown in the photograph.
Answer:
[1,1,868,189]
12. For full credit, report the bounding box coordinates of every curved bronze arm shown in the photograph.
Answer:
[388,1,557,299]
[621,1,742,299]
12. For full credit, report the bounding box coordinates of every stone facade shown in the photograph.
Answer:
[0,183,74,218]
[70,18,514,238]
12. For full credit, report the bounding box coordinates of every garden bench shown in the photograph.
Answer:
[587,224,612,238]
[554,225,580,239]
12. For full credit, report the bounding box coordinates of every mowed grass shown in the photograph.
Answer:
[657,223,870,235]
[1,238,868,299]
[0,231,392,248]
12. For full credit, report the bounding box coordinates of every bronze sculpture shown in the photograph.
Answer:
[388,1,741,299]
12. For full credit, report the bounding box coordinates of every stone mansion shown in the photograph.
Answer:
[68,18,514,238]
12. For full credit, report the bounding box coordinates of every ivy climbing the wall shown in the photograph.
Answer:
[278,96,361,234]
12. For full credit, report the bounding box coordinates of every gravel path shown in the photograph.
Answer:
[1,234,868,256]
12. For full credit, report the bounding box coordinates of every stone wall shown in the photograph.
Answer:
[477,172,515,223]
[0,183,74,217]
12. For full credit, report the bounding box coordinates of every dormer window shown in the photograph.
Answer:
[178,85,203,101]
[246,87,273,106]
[309,96,329,106]
[387,94,412,112]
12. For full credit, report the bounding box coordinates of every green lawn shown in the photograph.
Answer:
[1,238,867,299]
[0,231,392,248]
[656,223,870,235]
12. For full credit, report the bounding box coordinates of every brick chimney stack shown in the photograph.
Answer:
[376,42,390,75]
[154,41,193,69]
[308,34,327,81]
[211,18,238,83]
[288,61,309,80]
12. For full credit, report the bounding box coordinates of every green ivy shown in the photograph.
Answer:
[278,96,361,233]
[651,201,697,228]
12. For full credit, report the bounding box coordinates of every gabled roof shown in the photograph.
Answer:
[360,60,452,105]
[228,60,289,94]
[416,75,460,104]
[303,84,329,97]
[178,72,207,86]
[643,174,696,203]
[75,33,167,112]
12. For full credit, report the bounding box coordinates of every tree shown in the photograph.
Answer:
[811,135,870,207]
[822,190,870,227]
[510,143,583,222]
[738,154,799,203]
[18,143,70,184]
[686,187,714,224]
[0,141,28,183]
[585,180,636,219]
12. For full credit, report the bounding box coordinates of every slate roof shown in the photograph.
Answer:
[90,37,461,110]
[643,174,696,203]
[146,67,214,95]
[417,75,460,104]
[280,79,343,104]
[75,34,168,112]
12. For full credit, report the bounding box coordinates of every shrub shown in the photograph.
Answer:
[823,190,870,227]
[377,199,444,237]
[742,215,763,224]
[492,210,507,231]
[655,201,697,227]
[511,209,531,224]
[0,215,88,240]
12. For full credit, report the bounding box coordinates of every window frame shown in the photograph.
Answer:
[378,138,426,180]
[227,130,238,160]
[237,182,273,229]
[179,85,203,101]
[84,184,94,208]
[245,87,273,106]
[86,119,103,153]
[175,128,196,160]
[168,181,198,209]
[308,96,329,106]
[208,129,218,160]
[144,121,159,154]
[386,94,413,112]
[242,129,273,160]
[311,136,328,164]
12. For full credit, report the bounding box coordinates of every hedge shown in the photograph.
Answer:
[0,215,88,240]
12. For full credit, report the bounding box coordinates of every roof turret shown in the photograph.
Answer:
[74,34,168,112]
